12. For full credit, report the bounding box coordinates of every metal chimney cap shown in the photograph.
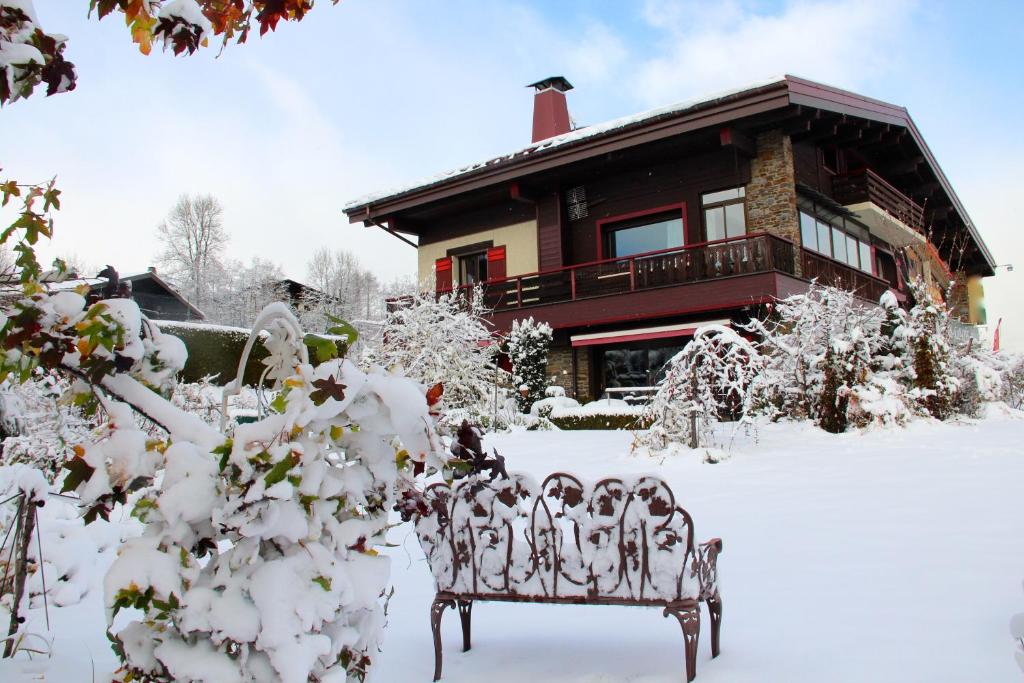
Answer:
[527,76,574,93]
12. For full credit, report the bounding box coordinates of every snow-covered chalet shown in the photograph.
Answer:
[344,76,996,402]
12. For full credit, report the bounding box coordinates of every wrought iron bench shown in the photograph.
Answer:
[415,472,723,681]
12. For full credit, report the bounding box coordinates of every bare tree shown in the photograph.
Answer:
[155,194,229,309]
[306,247,382,322]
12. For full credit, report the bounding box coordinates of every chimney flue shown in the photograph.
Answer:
[528,76,573,143]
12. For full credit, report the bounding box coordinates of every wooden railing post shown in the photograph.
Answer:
[570,268,576,300]
[516,277,522,308]
[629,258,636,291]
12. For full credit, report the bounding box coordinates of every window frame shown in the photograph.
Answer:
[798,208,877,276]
[457,250,489,286]
[596,203,687,260]
[701,186,747,243]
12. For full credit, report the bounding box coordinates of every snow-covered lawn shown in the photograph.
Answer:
[5,414,1024,681]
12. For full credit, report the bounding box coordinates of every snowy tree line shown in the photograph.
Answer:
[151,193,415,334]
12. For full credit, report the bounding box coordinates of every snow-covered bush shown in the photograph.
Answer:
[0,370,93,480]
[0,196,445,680]
[638,325,761,451]
[368,287,501,423]
[548,400,650,430]
[747,284,899,430]
[506,317,552,413]
[0,1,76,106]
[902,278,960,419]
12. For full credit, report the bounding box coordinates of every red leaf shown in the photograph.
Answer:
[426,382,444,407]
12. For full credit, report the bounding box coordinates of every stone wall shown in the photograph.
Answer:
[547,345,574,397]
[573,347,593,403]
[746,129,801,274]
[546,345,593,403]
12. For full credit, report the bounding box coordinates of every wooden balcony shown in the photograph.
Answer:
[416,233,898,332]
[832,168,924,233]
[457,233,796,313]
[800,249,892,303]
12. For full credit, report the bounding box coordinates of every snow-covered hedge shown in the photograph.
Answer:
[155,321,346,386]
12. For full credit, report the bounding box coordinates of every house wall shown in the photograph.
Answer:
[566,148,750,265]
[417,219,539,284]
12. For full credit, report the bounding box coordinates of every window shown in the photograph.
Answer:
[458,251,488,285]
[702,187,746,241]
[604,210,684,258]
[599,342,684,391]
[799,210,875,275]
[858,242,873,274]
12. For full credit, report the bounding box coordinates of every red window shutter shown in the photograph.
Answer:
[435,257,453,292]
[486,246,507,281]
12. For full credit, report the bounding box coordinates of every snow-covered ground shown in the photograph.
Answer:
[4,413,1024,682]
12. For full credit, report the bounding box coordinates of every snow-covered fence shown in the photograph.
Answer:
[415,472,723,681]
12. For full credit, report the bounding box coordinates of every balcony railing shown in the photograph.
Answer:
[832,168,925,233]
[445,233,796,312]
[801,249,892,303]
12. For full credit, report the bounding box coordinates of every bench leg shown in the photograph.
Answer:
[457,599,473,652]
[706,593,722,658]
[431,597,455,681]
[664,600,700,682]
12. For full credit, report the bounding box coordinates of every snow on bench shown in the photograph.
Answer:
[415,472,723,681]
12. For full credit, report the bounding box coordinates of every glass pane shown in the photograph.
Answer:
[859,242,873,274]
[816,222,831,256]
[846,235,859,267]
[702,187,744,205]
[611,216,684,257]
[725,203,746,238]
[800,212,817,250]
[832,227,846,263]
[704,208,725,242]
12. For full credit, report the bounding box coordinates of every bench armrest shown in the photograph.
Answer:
[695,538,723,600]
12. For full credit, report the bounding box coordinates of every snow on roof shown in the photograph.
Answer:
[344,76,788,211]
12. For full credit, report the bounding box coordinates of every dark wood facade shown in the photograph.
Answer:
[346,76,994,399]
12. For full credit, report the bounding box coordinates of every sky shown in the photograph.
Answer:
[3,0,1023,346]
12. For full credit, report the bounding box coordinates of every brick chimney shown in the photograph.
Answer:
[528,76,573,143]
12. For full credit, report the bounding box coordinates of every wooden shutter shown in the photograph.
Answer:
[486,246,507,281]
[435,256,453,292]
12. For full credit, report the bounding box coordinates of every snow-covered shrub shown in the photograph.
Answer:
[506,317,552,413]
[747,284,894,430]
[0,0,76,106]
[638,325,760,451]
[529,394,579,419]
[0,369,93,480]
[368,287,501,424]
[548,400,651,430]
[902,278,960,419]
[545,385,565,398]
[171,376,261,428]
[0,202,445,680]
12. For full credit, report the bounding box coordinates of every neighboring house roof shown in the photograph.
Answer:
[344,75,995,276]
[115,271,206,321]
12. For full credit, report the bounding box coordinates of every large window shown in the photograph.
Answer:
[603,210,684,258]
[458,251,488,285]
[800,210,874,274]
[599,342,684,390]
[702,187,746,241]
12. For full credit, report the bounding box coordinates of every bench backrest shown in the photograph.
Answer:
[415,472,699,602]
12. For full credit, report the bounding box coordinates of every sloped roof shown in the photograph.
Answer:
[343,75,995,275]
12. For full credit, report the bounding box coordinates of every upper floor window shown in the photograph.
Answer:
[800,211,874,274]
[603,209,684,258]
[458,251,488,285]
[702,187,746,242]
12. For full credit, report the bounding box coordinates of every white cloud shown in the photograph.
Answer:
[634,0,920,104]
